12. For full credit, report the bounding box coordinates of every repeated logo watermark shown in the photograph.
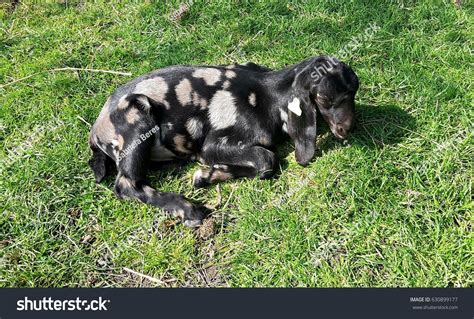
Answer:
[311,22,381,82]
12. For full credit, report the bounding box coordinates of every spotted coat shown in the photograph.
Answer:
[89,57,359,227]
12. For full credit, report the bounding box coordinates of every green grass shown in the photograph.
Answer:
[1,0,472,287]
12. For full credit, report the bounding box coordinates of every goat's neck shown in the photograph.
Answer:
[263,58,313,127]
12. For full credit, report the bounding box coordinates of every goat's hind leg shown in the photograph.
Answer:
[114,128,204,227]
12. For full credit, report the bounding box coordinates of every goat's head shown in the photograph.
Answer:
[287,56,359,165]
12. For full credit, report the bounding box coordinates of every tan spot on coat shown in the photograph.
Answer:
[173,134,192,154]
[117,95,129,110]
[91,97,117,154]
[259,135,271,146]
[192,91,208,109]
[117,134,125,150]
[208,90,237,130]
[175,78,193,106]
[192,68,221,86]
[125,108,140,124]
[185,118,204,139]
[248,92,257,107]
[133,76,170,109]
[225,70,236,78]
[222,80,231,89]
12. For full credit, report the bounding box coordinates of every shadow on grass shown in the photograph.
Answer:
[324,103,415,150]
[277,103,416,169]
[143,103,416,179]
[97,103,415,230]
[353,103,415,146]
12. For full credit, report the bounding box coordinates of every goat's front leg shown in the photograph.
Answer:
[193,142,277,187]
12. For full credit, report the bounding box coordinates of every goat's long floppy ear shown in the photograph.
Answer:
[287,65,318,166]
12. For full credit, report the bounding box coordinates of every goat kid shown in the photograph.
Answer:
[89,56,359,227]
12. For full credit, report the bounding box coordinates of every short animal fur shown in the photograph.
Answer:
[89,56,359,227]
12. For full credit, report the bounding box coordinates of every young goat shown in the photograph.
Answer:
[89,56,359,227]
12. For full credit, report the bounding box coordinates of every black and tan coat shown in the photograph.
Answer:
[89,56,359,227]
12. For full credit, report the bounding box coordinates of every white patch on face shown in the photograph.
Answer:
[248,92,257,107]
[173,134,192,154]
[222,80,231,89]
[282,123,288,133]
[288,97,302,116]
[208,90,237,130]
[133,76,170,109]
[193,68,221,86]
[175,78,193,106]
[185,117,203,139]
[225,70,236,79]
[125,108,140,124]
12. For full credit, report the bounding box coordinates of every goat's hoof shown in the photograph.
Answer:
[169,203,204,228]
[259,169,274,179]
[182,203,205,228]
[183,219,203,228]
[192,168,211,188]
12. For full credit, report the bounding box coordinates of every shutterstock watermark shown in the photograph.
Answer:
[17,296,110,312]
[311,22,381,81]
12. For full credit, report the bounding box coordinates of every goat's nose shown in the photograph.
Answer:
[342,118,355,131]
[337,126,347,135]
